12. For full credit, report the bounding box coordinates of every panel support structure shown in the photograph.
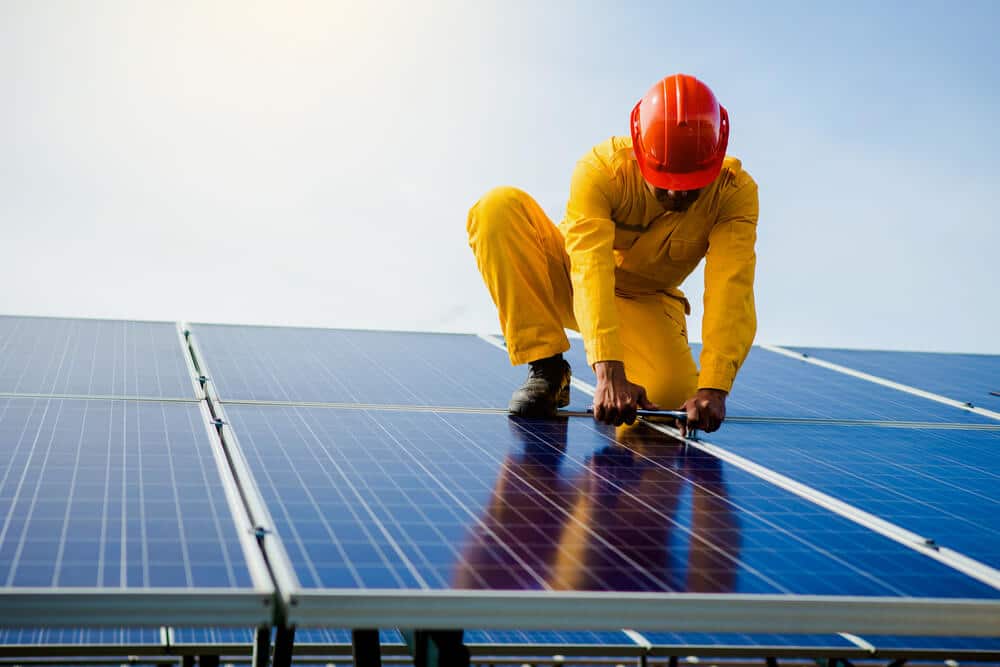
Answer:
[271,625,295,667]
[401,630,469,667]
[252,626,270,667]
[351,629,382,667]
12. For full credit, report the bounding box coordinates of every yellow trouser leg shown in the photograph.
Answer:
[614,293,699,410]
[467,187,577,365]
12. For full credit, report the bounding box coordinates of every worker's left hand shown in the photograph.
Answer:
[679,388,728,437]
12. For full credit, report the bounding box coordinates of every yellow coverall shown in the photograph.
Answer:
[467,136,758,408]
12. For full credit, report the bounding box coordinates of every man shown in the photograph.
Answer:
[467,74,758,432]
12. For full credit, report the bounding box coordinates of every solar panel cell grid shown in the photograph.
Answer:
[562,342,991,423]
[708,423,1000,569]
[791,347,1000,411]
[222,405,999,600]
[0,628,161,645]
[463,630,636,646]
[862,635,1000,651]
[0,397,253,589]
[192,325,591,410]
[639,632,858,648]
[0,317,195,399]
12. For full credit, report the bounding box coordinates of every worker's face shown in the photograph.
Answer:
[645,181,702,212]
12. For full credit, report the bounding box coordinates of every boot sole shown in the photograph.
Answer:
[508,380,571,418]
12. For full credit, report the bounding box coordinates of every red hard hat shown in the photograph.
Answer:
[630,74,730,191]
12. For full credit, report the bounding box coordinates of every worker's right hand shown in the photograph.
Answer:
[592,360,660,426]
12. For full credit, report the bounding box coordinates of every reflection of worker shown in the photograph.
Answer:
[453,420,739,592]
[468,74,758,432]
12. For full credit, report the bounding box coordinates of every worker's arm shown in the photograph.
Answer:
[684,170,759,432]
[564,159,658,425]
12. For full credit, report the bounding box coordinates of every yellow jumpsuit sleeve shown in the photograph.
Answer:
[562,160,625,366]
[699,171,759,392]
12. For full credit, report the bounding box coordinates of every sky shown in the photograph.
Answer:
[2,0,997,354]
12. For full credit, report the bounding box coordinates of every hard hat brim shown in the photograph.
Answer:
[634,154,726,191]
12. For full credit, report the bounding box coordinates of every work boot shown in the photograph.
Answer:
[508,354,571,418]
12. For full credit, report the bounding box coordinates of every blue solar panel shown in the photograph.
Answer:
[863,635,1000,653]
[0,316,196,399]
[192,324,589,410]
[222,404,998,599]
[641,631,859,649]
[464,630,637,646]
[0,397,254,588]
[791,347,1000,412]
[170,628,259,644]
[707,423,1000,569]
[295,628,404,645]
[563,342,989,423]
[171,627,406,647]
[0,627,161,645]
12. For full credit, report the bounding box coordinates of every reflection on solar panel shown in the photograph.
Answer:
[791,346,1000,410]
[0,397,254,589]
[192,324,583,408]
[709,423,1000,568]
[222,405,997,600]
[0,316,196,399]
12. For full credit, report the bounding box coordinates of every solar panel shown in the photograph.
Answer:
[706,422,1000,569]
[0,627,166,659]
[862,634,1000,659]
[218,403,998,632]
[791,347,1000,411]
[464,630,635,645]
[561,341,990,423]
[0,627,162,646]
[169,627,260,645]
[640,631,863,657]
[0,396,272,625]
[463,630,643,658]
[189,324,590,410]
[0,316,198,399]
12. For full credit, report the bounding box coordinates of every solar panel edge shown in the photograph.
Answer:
[0,313,180,326]
[192,400,279,598]
[174,321,207,401]
[213,408,303,601]
[184,326,300,607]
[286,589,1000,635]
[0,589,273,627]
[191,321,505,338]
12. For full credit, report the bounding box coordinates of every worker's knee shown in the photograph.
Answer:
[467,186,534,244]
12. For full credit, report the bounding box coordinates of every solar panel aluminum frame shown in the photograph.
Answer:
[174,322,206,401]
[871,645,1000,662]
[184,326,301,619]
[282,589,1000,636]
[0,402,275,627]
[643,641,871,660]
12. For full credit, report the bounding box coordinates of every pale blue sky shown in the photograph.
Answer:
[2,1,996,353]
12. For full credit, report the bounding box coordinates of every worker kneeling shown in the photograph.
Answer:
[468,74,758,432]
